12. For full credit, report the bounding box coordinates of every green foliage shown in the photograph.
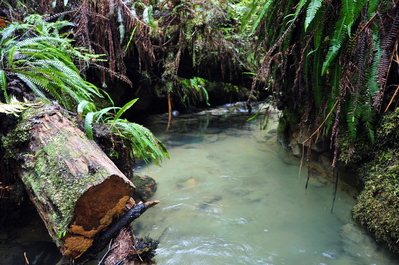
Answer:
[321,10,347,76]
[0,14,169,166]
[352,139,399,252]
[111,120,169,166]
[244,0,387,163]
[0,14,103,108]
[81,98,168,166]
[178,77,210,106]
[240,0,274,35]
[0,96,41,116]
[304,0,322,31]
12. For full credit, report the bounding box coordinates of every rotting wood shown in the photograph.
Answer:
[11,104,137,259]
[76,201,159,264]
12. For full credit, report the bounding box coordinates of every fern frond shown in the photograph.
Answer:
[304,0,323,31]
[321,10,347,76]
[344,0,367,36]
[114,98,139,120]
[93,106,119,123]
[111,120,169,165]
[14,73,48,100]
[84,111,95,140]
[325,64,342,135]
[240,0,263,31]
[0,70,9,103]
[250,0,274,35]
[346,98,358,139]
[77,100,96,116]
[0,97,41,116]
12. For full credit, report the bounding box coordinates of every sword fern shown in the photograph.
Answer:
[0,15,169,165]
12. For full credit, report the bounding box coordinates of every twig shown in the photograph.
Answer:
[167,93,172,131]
[23,252,29,264]
[97,244,119,265]
[384,85,399,112]
[115,259,125,265]
[302,98,339,145]
[331,167,339,212]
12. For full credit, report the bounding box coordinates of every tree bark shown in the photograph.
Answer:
[15,105,136,259]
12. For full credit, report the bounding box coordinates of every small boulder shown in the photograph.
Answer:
[132,175,157,201]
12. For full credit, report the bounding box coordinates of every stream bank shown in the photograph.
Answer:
[278,107,399,254]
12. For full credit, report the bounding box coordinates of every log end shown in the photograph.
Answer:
[62,175,134,258]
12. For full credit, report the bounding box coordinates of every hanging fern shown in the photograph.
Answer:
[324,63,342,136]
[321,12,348,76]
[304,0,323,31]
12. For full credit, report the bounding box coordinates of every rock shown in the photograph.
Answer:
[288,139,302,157]
[132,175,157,201]
[210,108,229,116]
[173,178,197,191]
[340,223,380,263]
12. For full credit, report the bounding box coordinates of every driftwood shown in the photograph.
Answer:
[10,104,141,259]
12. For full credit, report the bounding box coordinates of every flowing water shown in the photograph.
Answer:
[133,104,399,265]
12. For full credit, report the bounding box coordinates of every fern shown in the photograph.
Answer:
[82,98,169,165]
[0,97,41,116]
[321,12,347,76]
[304,0,323,31]
[0,15,104,111]
[111,120,169,166]
[324,63,342,136]
[322,0,369,76]
[250,0,274,35]
[0,70,9,103]
[366,31,381,97]
[0,14,169,167]
[346,98,358,139]
[114,98,139,120]
[240,0,263,32]
[344,0,367,36]
[84,111,95,140]
[312,48,323,108]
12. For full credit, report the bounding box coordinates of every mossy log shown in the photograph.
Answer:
[13,105,136,258]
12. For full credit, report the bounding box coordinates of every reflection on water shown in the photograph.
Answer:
[134,108,399,265]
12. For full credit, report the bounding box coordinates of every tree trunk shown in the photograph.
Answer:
[15,105,136,259]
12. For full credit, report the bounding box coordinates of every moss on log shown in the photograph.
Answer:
[8,105,136,258]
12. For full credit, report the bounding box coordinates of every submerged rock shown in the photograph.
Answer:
[132,175,157,201]
[340,223,380,262]
[196,196,222,212]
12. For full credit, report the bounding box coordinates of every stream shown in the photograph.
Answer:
[1,103,399,265]
[133,103,399,265]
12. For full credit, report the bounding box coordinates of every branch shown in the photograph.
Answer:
[75,201,159,264]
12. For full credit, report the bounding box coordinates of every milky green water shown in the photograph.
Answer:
[133,111,399,265]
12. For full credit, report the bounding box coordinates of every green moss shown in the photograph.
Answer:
[277,110,300,147]
[352,109,399,253]
[337,132,373,164]
[25,131,111,237]
[353,164,399,252]
[1,118,31,159]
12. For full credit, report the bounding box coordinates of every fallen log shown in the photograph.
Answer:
[5,104,138,259]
